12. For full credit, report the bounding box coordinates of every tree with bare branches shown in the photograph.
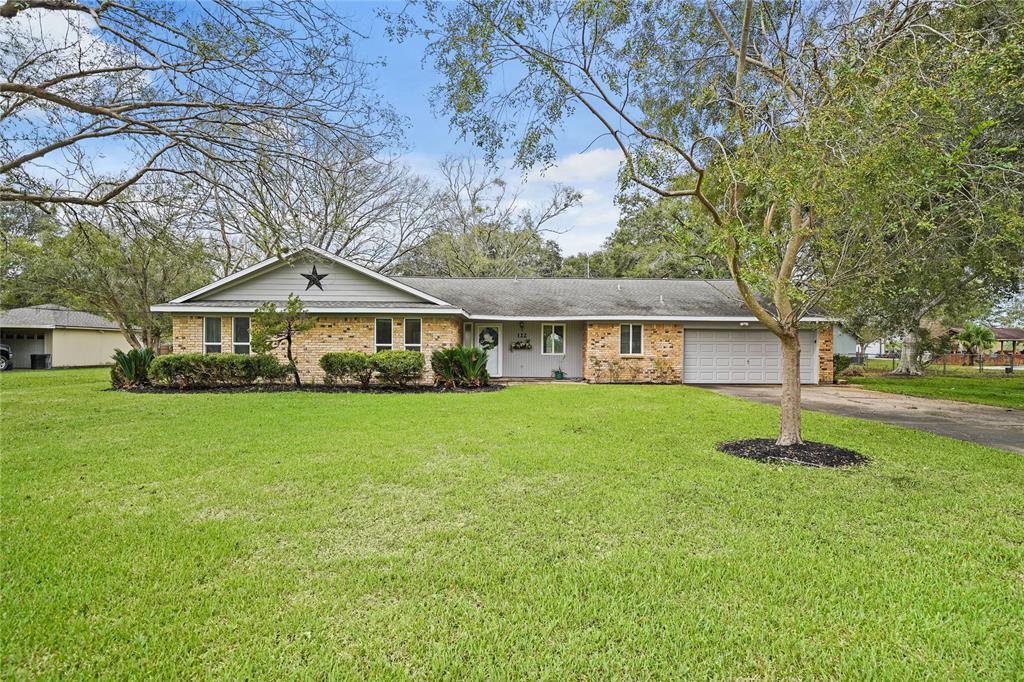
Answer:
[395,156,579,277]
[1,0,397,207]
[192,135,437,276]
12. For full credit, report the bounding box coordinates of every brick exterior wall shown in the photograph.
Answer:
[170,314,461,384]
[172,316,203,353]
[583,322,683,383]
[817,324,834,384]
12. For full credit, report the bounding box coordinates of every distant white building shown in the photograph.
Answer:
[0,305,131,369]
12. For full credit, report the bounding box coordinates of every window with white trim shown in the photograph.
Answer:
[375,318,393,353]
[233,317,250,355]
[204,317,222,354]
[619,323,643,355]
[541,323,565,355]
[404,318,422,351]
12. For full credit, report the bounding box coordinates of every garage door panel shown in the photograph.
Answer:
[684,329,817,384]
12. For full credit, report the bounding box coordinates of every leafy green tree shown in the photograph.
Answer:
[404,0,1021,445]
[251,294,316,387]
[4,190,216,347]
[560,193,728,279]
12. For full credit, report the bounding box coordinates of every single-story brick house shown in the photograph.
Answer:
[152,245,834,384]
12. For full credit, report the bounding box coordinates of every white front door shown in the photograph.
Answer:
[475,323,502,377]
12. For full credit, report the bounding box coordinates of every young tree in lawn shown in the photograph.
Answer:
[401,0,1016,445]
[251,294,316,387]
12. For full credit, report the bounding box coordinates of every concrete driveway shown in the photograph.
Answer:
[705,384,1024,454]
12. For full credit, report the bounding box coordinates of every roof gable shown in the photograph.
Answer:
[171,245,449,306]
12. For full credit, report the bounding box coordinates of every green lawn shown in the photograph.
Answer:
[3,369,1022,679]
[848,374,1024,410]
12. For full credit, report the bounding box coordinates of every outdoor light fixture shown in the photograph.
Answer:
[739,322,749,327]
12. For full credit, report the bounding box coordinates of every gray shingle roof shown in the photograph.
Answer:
[174,300,447,309]
[0,304,121,330]
[396,277,762,318]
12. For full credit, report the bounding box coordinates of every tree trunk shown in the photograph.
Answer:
[891,329,923,375]
[778,332,802,446]
[286,332,301,387]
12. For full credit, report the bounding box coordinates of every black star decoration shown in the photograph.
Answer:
[301,265,328,291]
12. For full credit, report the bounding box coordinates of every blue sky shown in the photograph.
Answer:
[339,2,624,254]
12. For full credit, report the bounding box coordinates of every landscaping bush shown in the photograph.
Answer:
[839,366,866,378]
[371,350,424,386]
[320,352,374,387]
[833,354,853,380]
[111,347,155,388]
[431,346,489,388]
[431,348,460,388]
[149,353,286,388]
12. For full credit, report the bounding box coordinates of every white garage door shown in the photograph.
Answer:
[683,329,818,384]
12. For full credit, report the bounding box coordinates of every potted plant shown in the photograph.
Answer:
[552,367,566,380]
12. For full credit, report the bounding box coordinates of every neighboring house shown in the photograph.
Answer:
[152,244,836,384]
[0,305,131,369]
[832,324,861,356]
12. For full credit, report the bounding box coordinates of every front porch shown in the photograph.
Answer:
[463,320,585,380]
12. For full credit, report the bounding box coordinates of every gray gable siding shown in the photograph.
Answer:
[200,258,425,303]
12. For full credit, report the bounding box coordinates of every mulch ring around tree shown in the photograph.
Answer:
[114,384,505,395]
[718,439,868,468]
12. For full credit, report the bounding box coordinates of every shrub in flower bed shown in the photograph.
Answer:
[320,352,374,388]
[320,350,425,387]
[148,353,287,388]
[431,346,489,388]
[371,350,424,387]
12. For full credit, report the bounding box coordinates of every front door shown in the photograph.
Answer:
[475,323,502,377]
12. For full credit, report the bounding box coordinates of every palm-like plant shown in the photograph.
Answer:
[957,323,996,369]
[111,347,156,388]
[455,346,489,387]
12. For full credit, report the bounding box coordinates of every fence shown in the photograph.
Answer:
[836,351,1021,375]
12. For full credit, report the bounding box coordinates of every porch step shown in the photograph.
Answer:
[493,377,586,384]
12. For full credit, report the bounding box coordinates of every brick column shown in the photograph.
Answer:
[817,324,834,384]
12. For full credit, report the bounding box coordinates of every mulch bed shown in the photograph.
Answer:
[717,438,868,468]
[115,384,505,395]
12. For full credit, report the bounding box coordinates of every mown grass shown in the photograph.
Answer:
[848,373,1024,410]
[2,368,1022,679]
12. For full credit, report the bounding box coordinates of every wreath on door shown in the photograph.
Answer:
[478,329,498,350]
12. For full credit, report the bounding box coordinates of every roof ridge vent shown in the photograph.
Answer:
[617,283,621,291]
[659,294,664,304]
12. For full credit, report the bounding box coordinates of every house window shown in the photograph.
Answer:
[404,318,422,351]
[542,323,565,355]
[204,317,222,354]
[375,318,393,352]
[620,323,643,355]
[233,317,250,355]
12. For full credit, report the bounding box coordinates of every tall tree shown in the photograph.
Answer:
[403,0,1023,445]
[560,192,728,278]
[194,137,436,276]
[8,182,217,347]
[1,0,396,207]
[396,157,578,277]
